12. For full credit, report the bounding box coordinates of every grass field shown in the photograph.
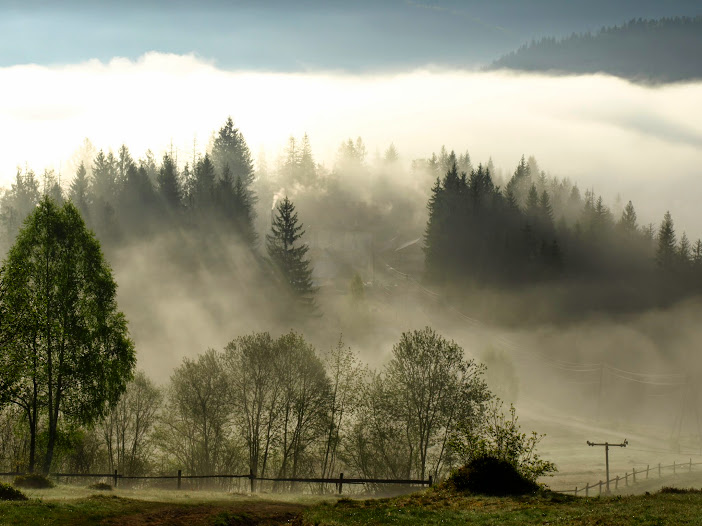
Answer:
[3,484,702,525]
[0,487,322,525]
[299,487,702,525]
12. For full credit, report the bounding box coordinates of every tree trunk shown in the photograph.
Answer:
[27,406,36,473]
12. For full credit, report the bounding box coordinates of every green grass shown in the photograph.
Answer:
[0,494,166,525]
[0,485,320,525]
[4,484,702,525]
[300,487,702,525]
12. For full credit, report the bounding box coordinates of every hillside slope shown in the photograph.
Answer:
[490,17,702,83]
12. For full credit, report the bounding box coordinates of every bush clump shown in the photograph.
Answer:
[449,455,539,496]
[0,482,28,501]
[87,482,113,491]
[13,473,55,489]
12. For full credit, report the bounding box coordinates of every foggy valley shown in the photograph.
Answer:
[1,2,702,524]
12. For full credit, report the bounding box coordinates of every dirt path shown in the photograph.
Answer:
[100,501,307,526]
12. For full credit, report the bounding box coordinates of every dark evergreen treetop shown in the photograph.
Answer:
[266,196,316,316]
[212,117,256,191]
[656,211,677,272]
[69,162,91,218]
[157,153,182,210]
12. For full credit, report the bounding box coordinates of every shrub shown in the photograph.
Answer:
[449,455,539,496]
[0,482,28,501]
[13,473,55,489]
[449,399,556,482]
[87,482,113,491]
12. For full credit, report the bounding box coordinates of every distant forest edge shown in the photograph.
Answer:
[1,118,701,324]
[490,17,702,83]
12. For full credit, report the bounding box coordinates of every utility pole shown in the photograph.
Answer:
[587,439,627,494]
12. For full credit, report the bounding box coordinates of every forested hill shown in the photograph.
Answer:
[490,17,702,83]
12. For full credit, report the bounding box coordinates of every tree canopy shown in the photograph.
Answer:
[0,197,135,473]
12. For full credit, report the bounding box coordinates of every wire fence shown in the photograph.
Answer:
[553,458,701,496]
[0,468,432,495]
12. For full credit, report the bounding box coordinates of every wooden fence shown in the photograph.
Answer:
[0,467,432,495]
[554,459,701,496]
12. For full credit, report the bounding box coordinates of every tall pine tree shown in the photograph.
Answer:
[266,196,316,316]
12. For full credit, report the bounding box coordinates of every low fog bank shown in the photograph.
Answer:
[108,218,702,443]
[2,53,702,235]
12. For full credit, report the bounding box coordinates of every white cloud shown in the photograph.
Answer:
[1,53,702,234]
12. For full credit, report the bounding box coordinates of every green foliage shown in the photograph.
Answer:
[224,330,331,480]
[349,327,490,481]
[13,473,54,489]
[449,399,556,482]
[158,350,232,476]
[0,197,135,473]
[0,482,27,501]
[100,371,162,476]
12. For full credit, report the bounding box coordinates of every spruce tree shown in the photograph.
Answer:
[69,162,91,218]
[526,184,539,219]
[194,154,217,210]
[298,133,317,185]
[211,117,256,205]
[233,175,257,246]
[692,239,702,269]
[92,150,117,203]
[157,153,182,209]
[117,144,135,189]
[423,177,445,282]
[656,211,677,272]
[538,190,554,232]
[618,200,638,235]
[678,232,691,266]
[266,196,316,315]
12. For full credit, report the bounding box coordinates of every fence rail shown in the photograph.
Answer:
[554,458,701,496]
[0,468,432,495]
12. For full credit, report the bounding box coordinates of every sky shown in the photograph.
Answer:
[1,1,700,70]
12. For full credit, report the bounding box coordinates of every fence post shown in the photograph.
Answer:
[615,475,619,490]
[633,468,636,484]
[249,469,255,493]
[574,486,578,496]
[673,461,676,475]
[585,483,589,497]
[113,470,118,488]
[625,472,628,486]
[690,458,693,472]
[428,475,433,487]
[646,465,649,479]
[598,480,603,495]
[177,470,182,490]
[658,463,661,477]
[338,473,344,495]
